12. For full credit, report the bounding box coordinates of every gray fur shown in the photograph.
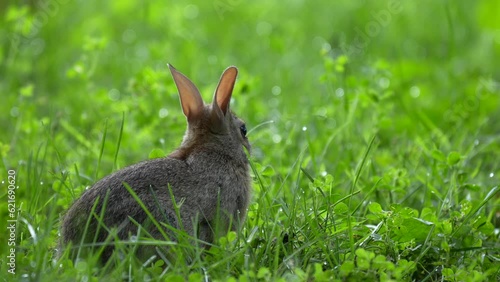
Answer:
[59,65,251,261]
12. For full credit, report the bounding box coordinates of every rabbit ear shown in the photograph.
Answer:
[213,66,238,115]
[168,64,204,122]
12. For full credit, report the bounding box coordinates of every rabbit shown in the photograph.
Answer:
[58,64,252,262]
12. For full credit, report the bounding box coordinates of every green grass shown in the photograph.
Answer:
[1,0,500,281]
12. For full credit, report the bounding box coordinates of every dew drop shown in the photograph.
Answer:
[74,64,83,74]
[122,29,136,44]
[410,86,420,98]
[312,36,326,48]
[108,88,120,101]
[316,107,327,116]
[272,134,282,143]
[378,77,390,89]
[256,21,272,36]
[135,46,149,59]
[159,108,169,118]
[10,107,19,117]
[184,4,199,19]
[322,42,332,52]
[335,88,344,98]
[272,86,281,96]
[207,55,218,64]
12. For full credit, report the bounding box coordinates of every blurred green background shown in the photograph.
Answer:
[0,0,499,277]
[2,0,499,170]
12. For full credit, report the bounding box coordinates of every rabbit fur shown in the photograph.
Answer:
[59,65,251,261]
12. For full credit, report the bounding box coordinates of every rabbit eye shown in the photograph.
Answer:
[240,125,247,137]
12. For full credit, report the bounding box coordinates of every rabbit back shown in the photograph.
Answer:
[60,149,250,259]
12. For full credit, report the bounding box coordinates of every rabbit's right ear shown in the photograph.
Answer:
[168,64,204,122]
[213,66,238,116]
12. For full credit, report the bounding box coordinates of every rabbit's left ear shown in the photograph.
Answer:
[169,64,205,122]
[213,66,238,116]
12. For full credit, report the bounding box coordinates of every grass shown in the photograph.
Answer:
[1,0,500,281]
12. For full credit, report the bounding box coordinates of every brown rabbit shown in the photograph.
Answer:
[59,65,251,262]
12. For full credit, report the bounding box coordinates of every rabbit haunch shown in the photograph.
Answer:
[59,65,251,261]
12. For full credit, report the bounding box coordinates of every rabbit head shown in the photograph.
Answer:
[168,65,250,160]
